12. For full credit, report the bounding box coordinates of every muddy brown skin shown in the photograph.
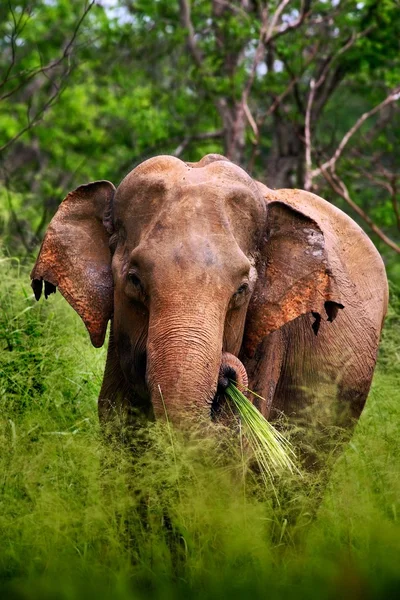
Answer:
[31,154,388,430]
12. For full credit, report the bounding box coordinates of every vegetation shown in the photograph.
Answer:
[0,1,399,598]
[225,383,298,484]
[0,1,399,275]
[0,255,399,598]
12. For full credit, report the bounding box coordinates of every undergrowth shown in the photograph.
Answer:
[0,255,399,599]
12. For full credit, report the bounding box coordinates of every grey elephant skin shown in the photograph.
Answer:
[31,154,388,432]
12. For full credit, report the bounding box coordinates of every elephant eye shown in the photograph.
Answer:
[231,283,249,308]
[127,270,146,302]
[128,272,142,288]
[236,284,248,295]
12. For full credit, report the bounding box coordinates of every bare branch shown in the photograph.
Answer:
[358,164,400,232]
[241,0,310,107]
[1,3,19,89]
[304,78,315,191]
[269,0,312,42]
[0,3,33,90]
[391,179,400,232]
[210,0,251,18]
[267,43,321,121]
[242,7,269,105]
[0,2,95,155]
[312,86,400,179]
[321,168,400,254]
[5,186,31,253]
[178,0,203,68]
[0,1,95,101]
[302,26,379,189]
[0,68,71,154]
[305,26,374,127]
[265,0,291,42]
[248,41,320,175]
[273,45,310,113]
[358,166,393,194]
[243,101,258,138]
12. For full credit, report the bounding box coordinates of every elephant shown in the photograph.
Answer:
[31,154,388,435]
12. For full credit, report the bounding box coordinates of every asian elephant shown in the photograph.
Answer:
[31,154,388,432]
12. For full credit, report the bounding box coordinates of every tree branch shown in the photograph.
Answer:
[246,42,320,174]
[269,0,312,42]
[312,86,400,179]
[242,6,269,104]
[0,68,71,154]
[303,25,380,189]
[178,0,204,68]
[304,78,315,191]
[243,101,258,138]
[0,2,32,90]
[0,1,95,101]
[358,164,400,232]
[0,2,95,155]
[321,168,400,254]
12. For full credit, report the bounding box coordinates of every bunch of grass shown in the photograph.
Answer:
[225,383,299,486]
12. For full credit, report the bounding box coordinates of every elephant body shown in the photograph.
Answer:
[31,154,388,434]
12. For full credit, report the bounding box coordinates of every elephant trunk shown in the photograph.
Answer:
[211,352,249,422]
[146,306,223,422]
[145,305,248,423]
[218,352,248,392]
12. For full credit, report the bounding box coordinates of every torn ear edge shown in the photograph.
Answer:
[244,265,345,358]
[243,199,345,358]
[31,266,112,349]
[32,278,56,301]
[267,264,345,337]
[312,299,345,336]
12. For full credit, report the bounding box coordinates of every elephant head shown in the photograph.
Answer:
[31,154,342,424]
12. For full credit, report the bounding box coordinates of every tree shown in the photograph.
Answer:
[0,0,96,250]
[172,0,400,254]
[1,0,399,273]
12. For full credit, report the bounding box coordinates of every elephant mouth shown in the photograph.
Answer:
[211,352,248,420]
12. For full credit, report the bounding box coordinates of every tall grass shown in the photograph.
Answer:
[0,255,399,599]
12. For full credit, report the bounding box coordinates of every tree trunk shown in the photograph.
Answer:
[217,101,247,168]
[264,119,305,189]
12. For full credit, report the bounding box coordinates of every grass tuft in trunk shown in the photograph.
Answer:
[225,383,299,487]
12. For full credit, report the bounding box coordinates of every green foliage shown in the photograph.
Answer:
[0,258,399,598]
[379,281,400,370]
[1,0,399,271]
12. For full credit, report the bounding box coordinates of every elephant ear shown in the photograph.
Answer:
[244,200,343,358]
[31,181,115,348]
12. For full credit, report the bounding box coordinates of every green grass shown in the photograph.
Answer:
[0,254,400,599]
[225,383,298,485]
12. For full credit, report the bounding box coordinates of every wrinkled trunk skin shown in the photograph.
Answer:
[146,303,225,423]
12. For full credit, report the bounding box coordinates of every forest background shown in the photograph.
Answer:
[0,1,400,599]
[1,0,400,273]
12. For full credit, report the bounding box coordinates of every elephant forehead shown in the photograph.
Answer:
[113,155,264,214]
[144,233,249,275]
[113,173,264,249]
[117,153,256,185]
